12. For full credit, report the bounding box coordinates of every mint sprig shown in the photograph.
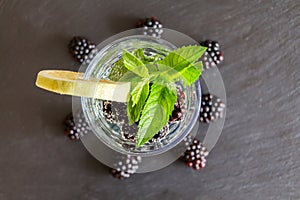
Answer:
[137,83,177,146]
[122,49,149,78]
[157,45,206,85]
[108,45,206,146]
[108,59,128,81]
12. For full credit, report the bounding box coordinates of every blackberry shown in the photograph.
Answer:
[63,113,90,140]
[102,100,127,124]
[64,113,75,128]
[111,102,128,123]
[199,94,226,123]
[64,113,79,140]
[121,122,138,141]
[136,17,163,37]
[65,126,80,140]
[102,100,136,140]
[102,100,115,123]
[68,36,97,64]
[110,155,141,179]
[169,87,186,122]
[183,138,209,170]
[74,114,90,136]
[200,40,224,69]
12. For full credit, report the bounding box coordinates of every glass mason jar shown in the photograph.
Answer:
[72,29,203,172]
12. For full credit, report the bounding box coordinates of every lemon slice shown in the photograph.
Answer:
[35,70,130,102]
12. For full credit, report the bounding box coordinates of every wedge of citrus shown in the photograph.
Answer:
[35,70,130,102]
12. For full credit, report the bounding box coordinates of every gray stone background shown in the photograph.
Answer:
[0,0,299,199]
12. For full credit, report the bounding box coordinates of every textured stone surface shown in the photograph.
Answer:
[0,0,299,199]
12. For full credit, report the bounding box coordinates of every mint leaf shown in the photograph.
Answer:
[108,49,155,81]
[108,59,128,81]
[162,83,177,117]
[155,64,183,82]
[193,61,203,72]
[155,62,202,85]
[157,45,206,85]
[127,80,149,124]
[134,48,165,63]
[178,61,203,84]
[170,45,206,63]
[179,63,202,85]
[134,48,147,61]
[130,79,150,107]
[136,83,177,146]
[122,49,149,78]
[118,71,142,82]
[146,63,158,74]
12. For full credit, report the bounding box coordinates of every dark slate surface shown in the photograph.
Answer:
[0,0,299,199]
